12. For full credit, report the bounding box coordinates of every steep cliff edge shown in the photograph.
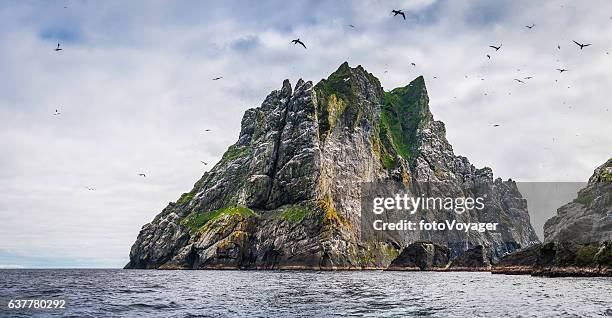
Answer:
[493,158,612,276]
[125,63,539,270]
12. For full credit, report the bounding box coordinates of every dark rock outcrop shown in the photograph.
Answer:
[387,242,450,271]
[448,245,492,271]
[530,241,612,277]
[125,63,539,270]
[491,244,541,275]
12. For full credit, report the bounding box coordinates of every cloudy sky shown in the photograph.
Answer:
[0,0,610,268]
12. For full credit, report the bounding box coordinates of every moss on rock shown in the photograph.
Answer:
[181,205,258,233]
[220,145,251,164]
[281,205,312,224]
[379,77,429,164]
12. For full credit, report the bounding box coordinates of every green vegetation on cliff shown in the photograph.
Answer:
[281,205,312,224]
[313,62,381,142]
[181,206,258,232]
[176,191,195,205]
[379,76,429,165]
[220,145,251,164]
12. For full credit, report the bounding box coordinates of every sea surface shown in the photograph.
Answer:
[0,269,610,317]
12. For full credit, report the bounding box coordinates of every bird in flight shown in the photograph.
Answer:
[204,129,211,132]
[492,124,500,127]
[524,76,534,79]
[348,24,355,28]
[343,77,350,82]
[556,68,568,73]
[54,43,62,51]
[489,44,502,51]
[138,173,146,177]
[85,186,95,191]
[572,40,591,50]
[525,24,535,29]
[391,10,406,20]
[486,54,491,59]
[514,78,525,83]
[200,161,208,165]
[53,109,61,116]
[291,38,307,49]
[557,45,561,50]
[212,77,223,81]
[411,62,416,67]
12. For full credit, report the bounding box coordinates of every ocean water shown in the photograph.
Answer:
[0,269,610,317]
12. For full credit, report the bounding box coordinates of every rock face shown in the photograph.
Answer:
[494,158,612,276]
[125,63,539,270]
[387,242,450,271]
[448,245,492,270]
[544,158,612,244]
[491,244,541,275]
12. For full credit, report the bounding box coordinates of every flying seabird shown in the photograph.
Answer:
[54,43,62,51]
[524,76,534,79]
[201,161,208,165]
[204,129,211,132]
[411,62,416,66]
[525,24,535,29]
[489,44,502,51]
[514,78,525,83]
[291,38,307,49]
[212,77,223,81]
[391,10,406,20]
[486,54,491,59]
[572,40,591,50]
[492,124,500,127]
[53,109,61,116]
[138,173,146,177]
[556,68,568,73]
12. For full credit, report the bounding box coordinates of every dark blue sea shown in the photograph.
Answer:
[0,269,610,317]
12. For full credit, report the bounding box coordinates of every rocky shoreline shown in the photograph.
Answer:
[491,241,612,277]
[492,266,612,277]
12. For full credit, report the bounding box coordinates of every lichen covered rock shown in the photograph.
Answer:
[125,63,539,270]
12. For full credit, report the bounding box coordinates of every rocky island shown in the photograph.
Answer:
[125,63,541,270]
[493,158,612,277]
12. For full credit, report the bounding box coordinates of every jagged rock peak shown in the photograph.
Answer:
[125,62,539,270]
